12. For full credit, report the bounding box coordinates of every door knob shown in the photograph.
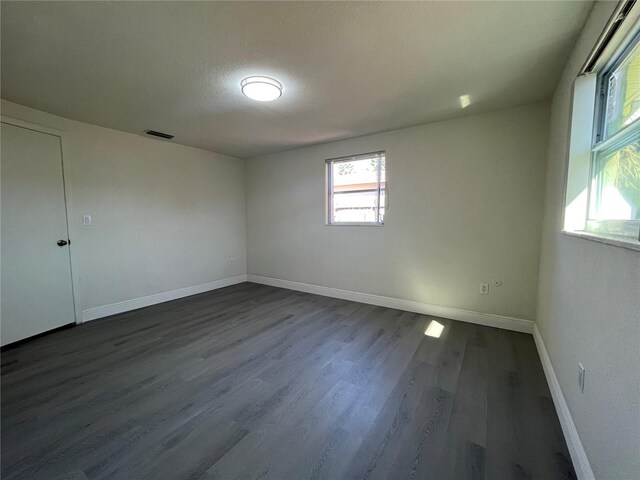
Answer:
[57,239,69,246]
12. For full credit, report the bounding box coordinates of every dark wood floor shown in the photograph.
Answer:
[1,282,574,480]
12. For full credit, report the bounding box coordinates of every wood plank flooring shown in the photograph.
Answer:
[1,282,575,480]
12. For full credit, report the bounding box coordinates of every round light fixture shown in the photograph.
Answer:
[241,76,282,102]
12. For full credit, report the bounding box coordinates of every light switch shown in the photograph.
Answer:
[82,215,92,226]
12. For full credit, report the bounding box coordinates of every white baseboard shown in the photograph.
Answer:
[246,274,534,334]
[81,275,248,322]
[533,325,594,480]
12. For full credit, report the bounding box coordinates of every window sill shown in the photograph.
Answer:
[325,223,384,227]
[562,230,640,252]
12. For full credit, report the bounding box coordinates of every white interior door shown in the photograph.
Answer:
[1,121,76,346]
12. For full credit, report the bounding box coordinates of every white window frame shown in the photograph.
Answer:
[326,151,386,226]
[587,32,640,240]
[563,2,640,250]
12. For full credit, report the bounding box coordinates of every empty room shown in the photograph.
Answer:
[1,1,639,479]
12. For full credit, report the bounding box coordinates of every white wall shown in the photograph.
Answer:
[1,100,246,318]
[536,3,640,479]
[246,103,550,321]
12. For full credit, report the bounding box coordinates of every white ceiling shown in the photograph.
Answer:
[1,1,592,158]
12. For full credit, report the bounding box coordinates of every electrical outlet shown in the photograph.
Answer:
[228,258,235,266]
[480,282,489,295]
[578,363,585,393]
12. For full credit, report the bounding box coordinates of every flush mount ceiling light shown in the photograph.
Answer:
[241,76,282,102]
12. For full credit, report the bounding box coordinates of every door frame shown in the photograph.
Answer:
[1,115,82,325]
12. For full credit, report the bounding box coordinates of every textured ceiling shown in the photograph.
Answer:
[1,1,592,158]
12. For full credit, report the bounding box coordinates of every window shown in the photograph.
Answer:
[326,151,385,225]
[588,35,640,239]
[564,5,640,248]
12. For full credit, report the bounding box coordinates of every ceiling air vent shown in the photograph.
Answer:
[145,130,174,139]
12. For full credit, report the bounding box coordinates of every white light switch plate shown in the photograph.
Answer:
[82,215,92,226]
